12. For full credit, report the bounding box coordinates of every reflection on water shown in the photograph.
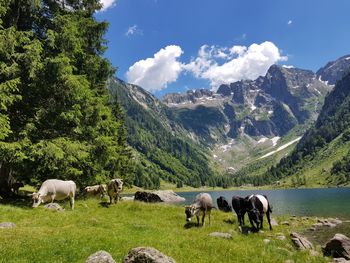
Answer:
[177,188,350,218]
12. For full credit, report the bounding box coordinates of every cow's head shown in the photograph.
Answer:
[185,205,197,222]
[248,208,261,224]
[31,193,43,208]
[115,179,123,191]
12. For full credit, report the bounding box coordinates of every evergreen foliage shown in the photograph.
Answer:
[109,79,217,188]
[0,0,132,197]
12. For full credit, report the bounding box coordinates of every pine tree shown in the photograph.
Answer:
[0,0,133,197]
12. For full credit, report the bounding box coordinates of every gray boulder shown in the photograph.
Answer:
[121,196,135,201]
[44,203,64,211]
[323,234,350,260]
[332,258,350,262]
[270,218,279,226]
[0,222,16,228]
[263,239,271,245]
[290,232,314,250]
[152,190,185,203]
[208,232,232,239]
[123,247,176,263]
[86,251,115,263]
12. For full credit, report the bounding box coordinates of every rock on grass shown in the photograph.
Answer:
[0,222,16,228]
[323,233,350,260]
[208,232,232,239]
[290,232,314,250]
[86,251,115,263]
[123,247,176,263]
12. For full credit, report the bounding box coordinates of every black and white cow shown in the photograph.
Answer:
[231,195,246,226]
[217,196,232,212]
[245,194,273,231]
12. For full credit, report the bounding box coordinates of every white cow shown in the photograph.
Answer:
[107,179,123,204]
[83,184,107,199]
[32,179,76,210]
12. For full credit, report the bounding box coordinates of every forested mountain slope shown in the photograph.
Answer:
[109,79,218,188]
[266,69,350,186]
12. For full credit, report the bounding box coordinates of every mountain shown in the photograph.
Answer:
[316,55,350,85]
[163,65,331,143]
[265,67,350,187]
[161,64,336,173]
[107,55,350,188]
[108,78,218,188]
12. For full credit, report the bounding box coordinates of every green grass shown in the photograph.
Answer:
[0,199,329,263]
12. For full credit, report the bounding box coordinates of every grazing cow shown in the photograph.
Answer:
[185,193,213,226]
[217,196,232,212]
[11,182,24,194]
[31,179,76,210]
[83,184,107,199]
[245,194,272,230]
[231,195,246,226]
[107,179,123,204]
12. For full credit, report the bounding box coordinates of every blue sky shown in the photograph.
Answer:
[96,0,350,97]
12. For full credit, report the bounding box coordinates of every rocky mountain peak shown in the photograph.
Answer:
[162,88,214,105]
[316,55,350,85]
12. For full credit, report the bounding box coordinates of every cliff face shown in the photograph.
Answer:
[316,55,350,85]
[162,63,335,142]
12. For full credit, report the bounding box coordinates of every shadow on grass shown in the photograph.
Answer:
[239,225,259,235]
[0,194,32,209]
[183,222,199,229]
[224,218,235,225]
[99,201,110,208]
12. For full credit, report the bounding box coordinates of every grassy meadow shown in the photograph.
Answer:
[0,198,331,263]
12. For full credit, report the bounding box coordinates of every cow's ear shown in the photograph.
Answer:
[184,205,190,209]
[27,193,35,197]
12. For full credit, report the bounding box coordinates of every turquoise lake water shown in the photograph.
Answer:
[177,188,350,218]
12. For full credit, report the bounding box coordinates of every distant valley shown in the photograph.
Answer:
[110,55,350,188]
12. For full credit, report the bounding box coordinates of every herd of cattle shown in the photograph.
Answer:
[30,179,272,231]
[30,179,123,210]
[185,192,273,231]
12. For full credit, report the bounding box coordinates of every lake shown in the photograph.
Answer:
[177,188,350,218]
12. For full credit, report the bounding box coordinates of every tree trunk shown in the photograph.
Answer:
[0,163,15,198]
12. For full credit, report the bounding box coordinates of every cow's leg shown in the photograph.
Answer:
[51,195,55,203]
[248,215,256,230]
[109,195,113,204]
[266,211,272,230]
[201,212,206,226]
[70,196,75,210]
[208,210,211,226]
[115,194,119,204]
[238,212,244,226]
[196,215,200,226]
[260,214,264,229]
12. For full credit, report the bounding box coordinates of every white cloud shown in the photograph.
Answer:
[125,25,143,37]
[126,45,184,92]
[100,0,117,11]
[184,41,287,89]
[287,20,293,25]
